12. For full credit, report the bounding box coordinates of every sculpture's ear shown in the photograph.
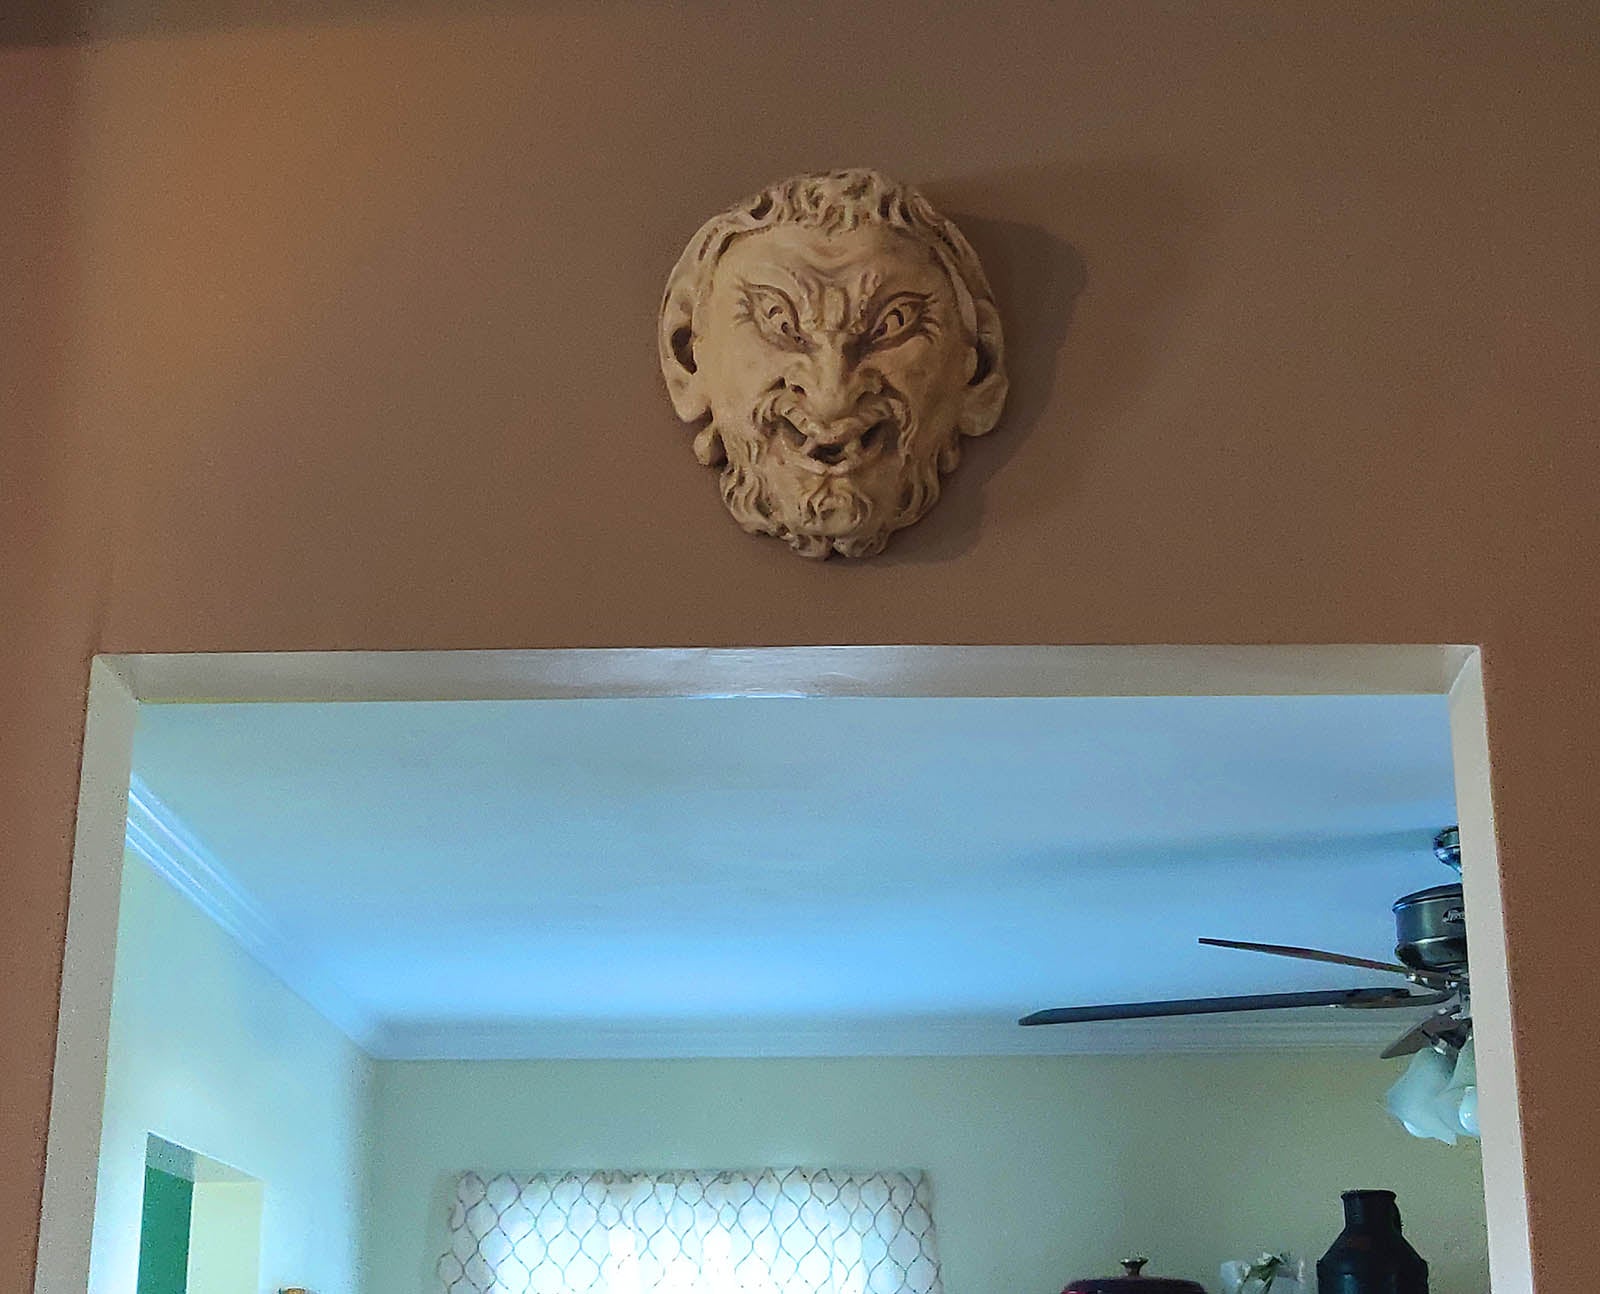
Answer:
[658,253,710,424]
[958,294,1008,438]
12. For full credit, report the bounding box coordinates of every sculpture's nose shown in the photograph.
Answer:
[789,339,871,434]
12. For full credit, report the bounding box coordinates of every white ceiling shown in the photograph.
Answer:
[127,694,1458,1058]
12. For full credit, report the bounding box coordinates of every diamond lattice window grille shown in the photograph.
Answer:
[437,1168,945,1294]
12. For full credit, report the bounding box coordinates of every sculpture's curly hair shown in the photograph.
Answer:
[671,169,994,308]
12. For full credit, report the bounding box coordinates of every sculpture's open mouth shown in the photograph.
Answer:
[764,414,900,475]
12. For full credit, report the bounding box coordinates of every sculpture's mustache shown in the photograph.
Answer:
[750,387,911,471]
[716,382,938,558]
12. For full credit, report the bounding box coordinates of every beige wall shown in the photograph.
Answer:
[4,2,1598,1288]
[367,1055,1489,1294]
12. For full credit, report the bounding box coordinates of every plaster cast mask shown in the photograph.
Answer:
[659,171,1007,559]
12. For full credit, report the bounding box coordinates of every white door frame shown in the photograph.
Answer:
[34,644,1531,1293]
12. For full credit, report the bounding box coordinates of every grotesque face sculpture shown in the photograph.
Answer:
[659,170,1007,559]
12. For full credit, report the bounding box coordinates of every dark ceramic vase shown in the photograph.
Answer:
[1316,1190,1428,1294]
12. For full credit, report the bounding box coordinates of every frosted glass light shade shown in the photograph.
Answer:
[1386,1041,1480,1143]
[1386,1047,1459,1143]
[1442,1039,1479,1137]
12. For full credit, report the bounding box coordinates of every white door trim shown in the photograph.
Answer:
[36,643,1527,1294]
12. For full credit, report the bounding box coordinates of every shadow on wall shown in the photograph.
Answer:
[3,0,626,44]
[866,162,1206,566]
[0,0,455,43]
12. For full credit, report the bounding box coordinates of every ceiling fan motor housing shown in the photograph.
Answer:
[1393,883,1467,974]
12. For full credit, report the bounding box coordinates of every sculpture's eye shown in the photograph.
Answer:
[747,288,804,348]
[866,296,922,347]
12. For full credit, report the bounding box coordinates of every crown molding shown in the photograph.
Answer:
[367,1009,1422,1062]
[123,775,381,1052]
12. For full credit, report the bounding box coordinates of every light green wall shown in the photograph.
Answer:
[136,1166,191,1294]
[366,1053,1487,1294]
[100,849,1490,1294]
[186,1181,264,1294]
[93,855,373,1294]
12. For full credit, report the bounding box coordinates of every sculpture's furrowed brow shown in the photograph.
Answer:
[735,277,800,308]
[778,266,884,332]
[736,264,892,335]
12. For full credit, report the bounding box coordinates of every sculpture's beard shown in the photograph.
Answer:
[714,387,951,559]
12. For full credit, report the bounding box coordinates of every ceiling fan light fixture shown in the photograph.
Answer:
[1386,1047,1459,1143]
[1443,1037,1479,1137]
[1386,1039,1479,1144]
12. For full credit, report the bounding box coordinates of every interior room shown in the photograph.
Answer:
[83,656,1492,1293]
[12,5,1595,1294]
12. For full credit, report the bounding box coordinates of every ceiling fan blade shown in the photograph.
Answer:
[1020,987,1417,1026]
[1198,936,1452,987]
[1380,1008,1470,1060]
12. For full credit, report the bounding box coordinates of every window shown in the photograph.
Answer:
[438,1169,943,1294]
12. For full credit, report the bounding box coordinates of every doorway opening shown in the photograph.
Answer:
[137,1136,263,1294]
[35,646,1529,1294]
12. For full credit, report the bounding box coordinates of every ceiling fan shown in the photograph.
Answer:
[1018,827,1470,1062]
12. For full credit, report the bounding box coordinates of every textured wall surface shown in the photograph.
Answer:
[4,1,1598,1287]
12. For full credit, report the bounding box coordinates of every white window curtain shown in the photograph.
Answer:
[437,1168,945,1294]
